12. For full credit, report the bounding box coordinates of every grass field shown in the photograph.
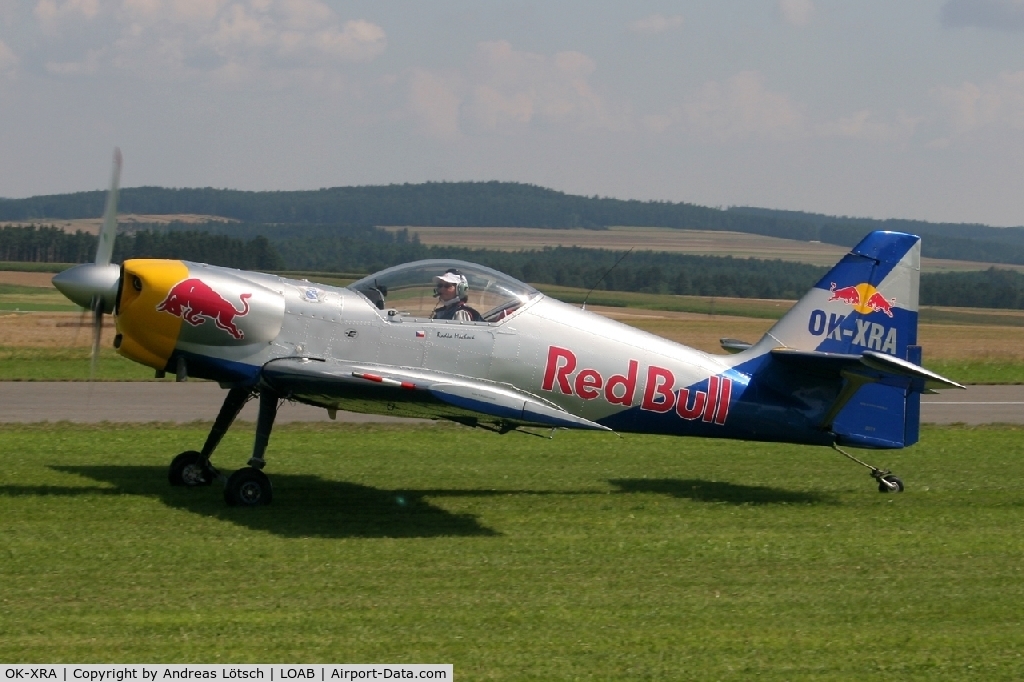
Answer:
[1,422,1022,678]
[0,346,156,381]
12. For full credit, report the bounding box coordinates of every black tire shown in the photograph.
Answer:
[224,467,273,507]
[169,450,213,487]
[877,474,905,493]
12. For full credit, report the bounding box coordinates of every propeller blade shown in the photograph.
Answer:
[71,304,88,347]
[89,297,104,381]
[94,147,122,267]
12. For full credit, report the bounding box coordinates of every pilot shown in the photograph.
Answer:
[432,268,483,321]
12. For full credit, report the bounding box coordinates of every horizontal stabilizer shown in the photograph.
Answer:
[720,338,753,354]
[858,351,964,391]
[770,348,964,391]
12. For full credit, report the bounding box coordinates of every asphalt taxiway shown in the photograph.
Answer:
[0,382,1021,425]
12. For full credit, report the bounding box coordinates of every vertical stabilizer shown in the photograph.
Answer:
[741,231,924,449]
[751,231,920,359]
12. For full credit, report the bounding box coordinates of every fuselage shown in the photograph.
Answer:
[113,259,843,446]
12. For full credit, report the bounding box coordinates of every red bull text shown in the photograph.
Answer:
[541,346,733,424]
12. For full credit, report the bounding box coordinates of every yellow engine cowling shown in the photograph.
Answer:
[116,260,285,372]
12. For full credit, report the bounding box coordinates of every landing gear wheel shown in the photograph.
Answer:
[876,473,904,493]
[224,467,273,507]
[832,444,906,494]
[169,450,214,487]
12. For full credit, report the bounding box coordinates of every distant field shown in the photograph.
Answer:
[5,220,1020,273]
[1,213,236,235]
[2,421,1023,677]
[382,225,1024,273]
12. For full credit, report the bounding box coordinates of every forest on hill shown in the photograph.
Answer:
[5,222,1024,310]
[4,181,1024,265]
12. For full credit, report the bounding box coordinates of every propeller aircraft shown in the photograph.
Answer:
[53,151,964,506]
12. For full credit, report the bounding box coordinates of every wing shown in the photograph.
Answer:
[260,357,610,431]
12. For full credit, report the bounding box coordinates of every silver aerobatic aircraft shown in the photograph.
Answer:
[53,151,963,506]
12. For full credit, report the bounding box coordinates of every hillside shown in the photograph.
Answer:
[2,181,1022,266]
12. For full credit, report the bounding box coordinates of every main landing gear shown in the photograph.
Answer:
[166,385,281,506]
[831,443,904,493]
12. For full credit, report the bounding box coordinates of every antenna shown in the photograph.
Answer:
[581,247,633,311]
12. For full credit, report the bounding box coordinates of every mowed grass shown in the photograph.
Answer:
[0,346,156,381]
[1,422,1023,678]
[0,287,80,312]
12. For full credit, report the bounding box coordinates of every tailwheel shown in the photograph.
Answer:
[169,450,214,487]
[875,472,904,494]
[224,467,273,507]
[831,443,905,493]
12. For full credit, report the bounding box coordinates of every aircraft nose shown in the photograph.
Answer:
[115,259,191,370]
[52,263,121,312]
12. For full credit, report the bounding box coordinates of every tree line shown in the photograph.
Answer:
[6,181,1024,266]
[7,221,1024,310]
[0,224,282,270]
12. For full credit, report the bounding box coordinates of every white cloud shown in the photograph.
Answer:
[45,47,105,75]
[937,71,1024,132]
[122,0,228,25]
[34,0,99,29]
[628,14,683,35]
[779,0,814,26]
[310,20,386,62]
[816,109,920,141]
[464,41,622,132]
[408,68,462,137]
[941,0,1024,31]
[25,0,386,83]
[408,41,626,138]
[679,71,804,141]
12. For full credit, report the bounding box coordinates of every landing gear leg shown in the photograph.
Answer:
[831,443,904,493]
[169,386,252,486]
[224,388,280,506]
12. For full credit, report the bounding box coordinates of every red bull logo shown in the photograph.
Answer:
[541,346,734,425]
[864,290,895,318]
[156,278,251,340]
[828,282,895,317]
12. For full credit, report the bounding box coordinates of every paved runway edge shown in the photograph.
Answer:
[0,381,426,424]
[2,382,1021,425]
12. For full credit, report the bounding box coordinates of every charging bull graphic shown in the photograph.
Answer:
[828,282,862,306]
[157,278,251,340]
[828,282,896,318]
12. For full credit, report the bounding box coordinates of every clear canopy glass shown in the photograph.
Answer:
[348,259,540,322]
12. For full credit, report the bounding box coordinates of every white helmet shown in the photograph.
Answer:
[433,269,468,298]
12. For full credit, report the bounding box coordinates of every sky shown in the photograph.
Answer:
[2,1,1024,226]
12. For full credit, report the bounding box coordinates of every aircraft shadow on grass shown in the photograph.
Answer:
[44,465,500,539]
[4,470,834,538]
[609,478,837,506]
